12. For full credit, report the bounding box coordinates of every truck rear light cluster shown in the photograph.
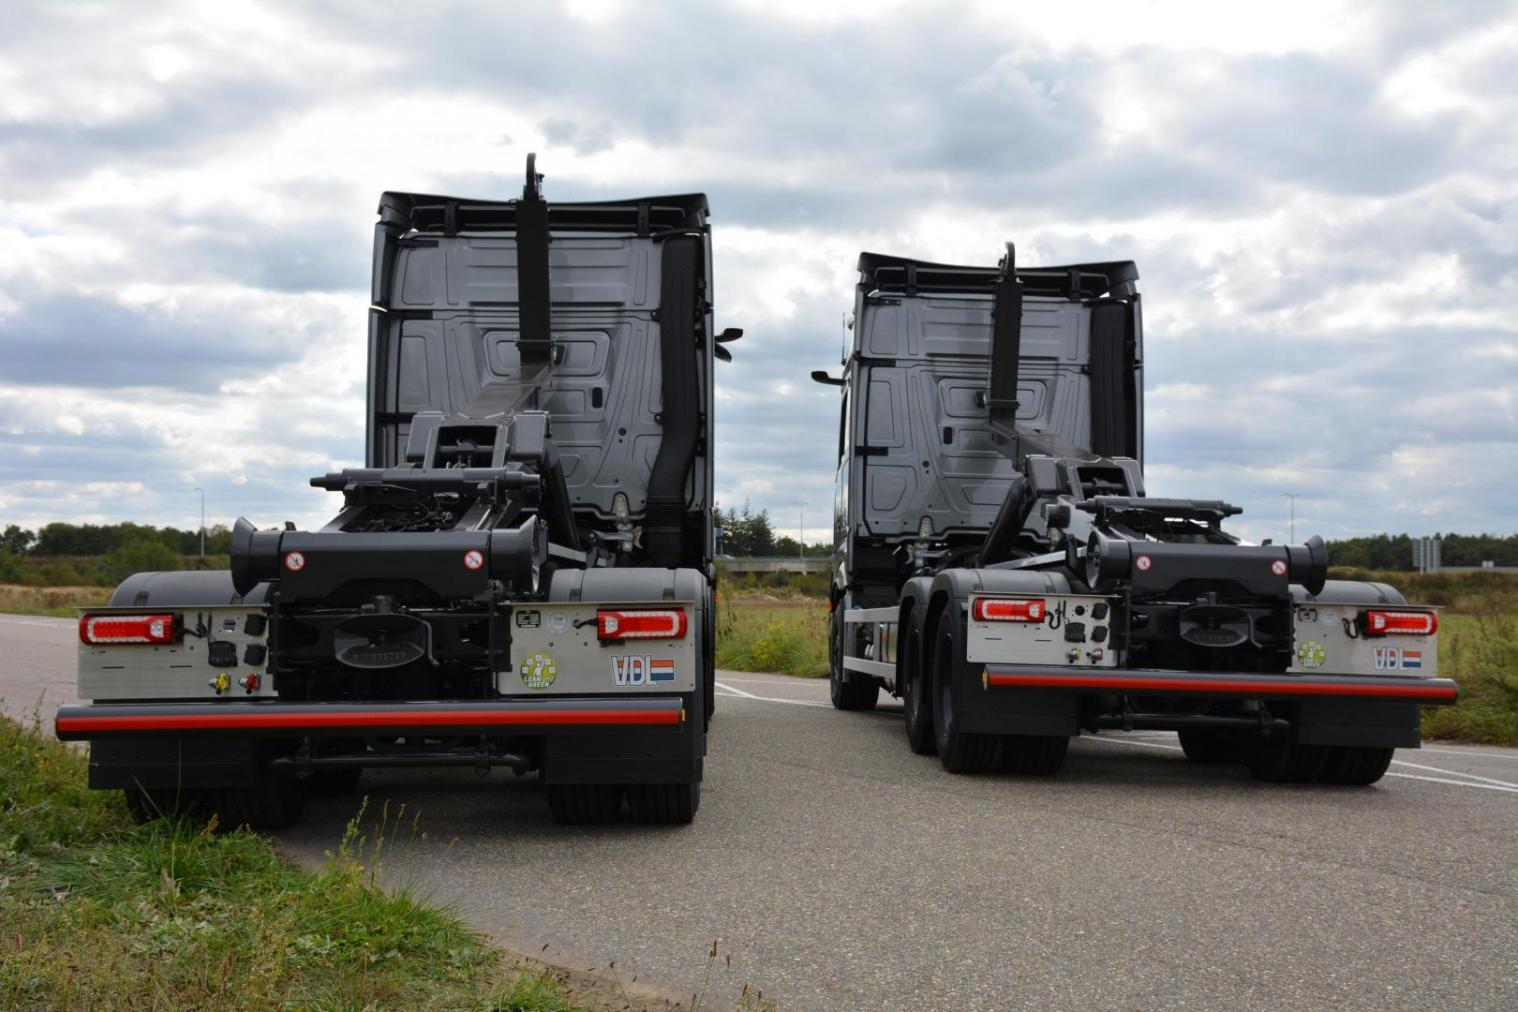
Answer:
[597,609,688,642]
[79,613,177,645]
[972,598,1047,623]
[1362,610,1438,637]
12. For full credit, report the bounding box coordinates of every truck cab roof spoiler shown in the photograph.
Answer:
[857,251,1139,300]
[376,190,709,237]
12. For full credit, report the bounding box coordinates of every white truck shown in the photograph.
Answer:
[814,245,1454,783]
[57,157,740,826]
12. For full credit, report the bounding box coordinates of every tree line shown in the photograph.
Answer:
[0,522,230,586]
[1324,533,1518,570]
[2,522,232,558]
[713,505,829,558]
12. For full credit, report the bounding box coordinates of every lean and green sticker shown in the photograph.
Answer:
[519,652,559,690]
[1296,640,1326,669]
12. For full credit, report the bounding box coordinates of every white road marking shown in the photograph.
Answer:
[1112,734,1518,772]
[716,675,827,689]
[714,681,832,709]
[1084,736,1182,752]
[1085,734,1517,796]
[1385,773,1518,795]
[715,680,761,699]
[1390,759,1518,790]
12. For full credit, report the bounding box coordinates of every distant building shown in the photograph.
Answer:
[1412,535,1442,573]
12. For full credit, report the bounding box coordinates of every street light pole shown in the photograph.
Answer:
[1281,492,1298,544]
[194,487,205,557]
[797,502,805,564]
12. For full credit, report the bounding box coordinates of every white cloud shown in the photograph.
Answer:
[1,0,1515,549]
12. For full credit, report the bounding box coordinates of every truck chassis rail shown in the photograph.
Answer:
[980,666,1457,705]
[55,697,686,740]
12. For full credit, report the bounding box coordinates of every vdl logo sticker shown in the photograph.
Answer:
[1374,647,1422,671]
[612,655,676,686]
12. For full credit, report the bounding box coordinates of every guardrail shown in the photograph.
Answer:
[718,558,829,574]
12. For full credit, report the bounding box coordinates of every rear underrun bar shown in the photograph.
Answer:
[55,697,685,740]
[981,667,1457,705]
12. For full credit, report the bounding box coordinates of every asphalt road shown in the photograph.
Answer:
[5,612,1517,1011]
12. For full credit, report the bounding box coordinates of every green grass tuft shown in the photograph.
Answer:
[716,597,830,679]
[0,583,111,617]
[1420,613,1518,746]
[1329,568,1518,615]
[0,716,589,1010]
[715,567,829,598]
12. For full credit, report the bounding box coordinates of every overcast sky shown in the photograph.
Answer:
[1,0,1515,546]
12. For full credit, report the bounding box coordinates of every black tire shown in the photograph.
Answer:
[1245,737,1331,783]
[309,768,363,797]
[901,611,935,755]
[1178,729,1248,765]
[829,604,879,711]
[626,782,700,825]
[213,778,307,831]
[123,787,205,824]
[1000,734,1069,775]
[545,783,624,825]
[1320,746,1394,786]
[930,604,1000,773]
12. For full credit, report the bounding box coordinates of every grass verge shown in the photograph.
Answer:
[1329,568,1518,615]
[0,584,110,618]
[1334,571,1518,745]
[0,715,590,1010]
[1420,613,1518,746]
[716,595,829,679]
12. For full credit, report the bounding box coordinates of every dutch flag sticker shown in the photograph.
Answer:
[649,659,676,682]
[1402,650,1422,670]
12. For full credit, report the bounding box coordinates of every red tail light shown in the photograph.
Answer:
[596,609,688,642]
[79,613,177,645]
[972,598,1047,623]
[1362,610,1438,637]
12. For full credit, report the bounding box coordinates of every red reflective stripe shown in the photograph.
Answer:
[983,671,1457,700]
[55,708,682,734]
